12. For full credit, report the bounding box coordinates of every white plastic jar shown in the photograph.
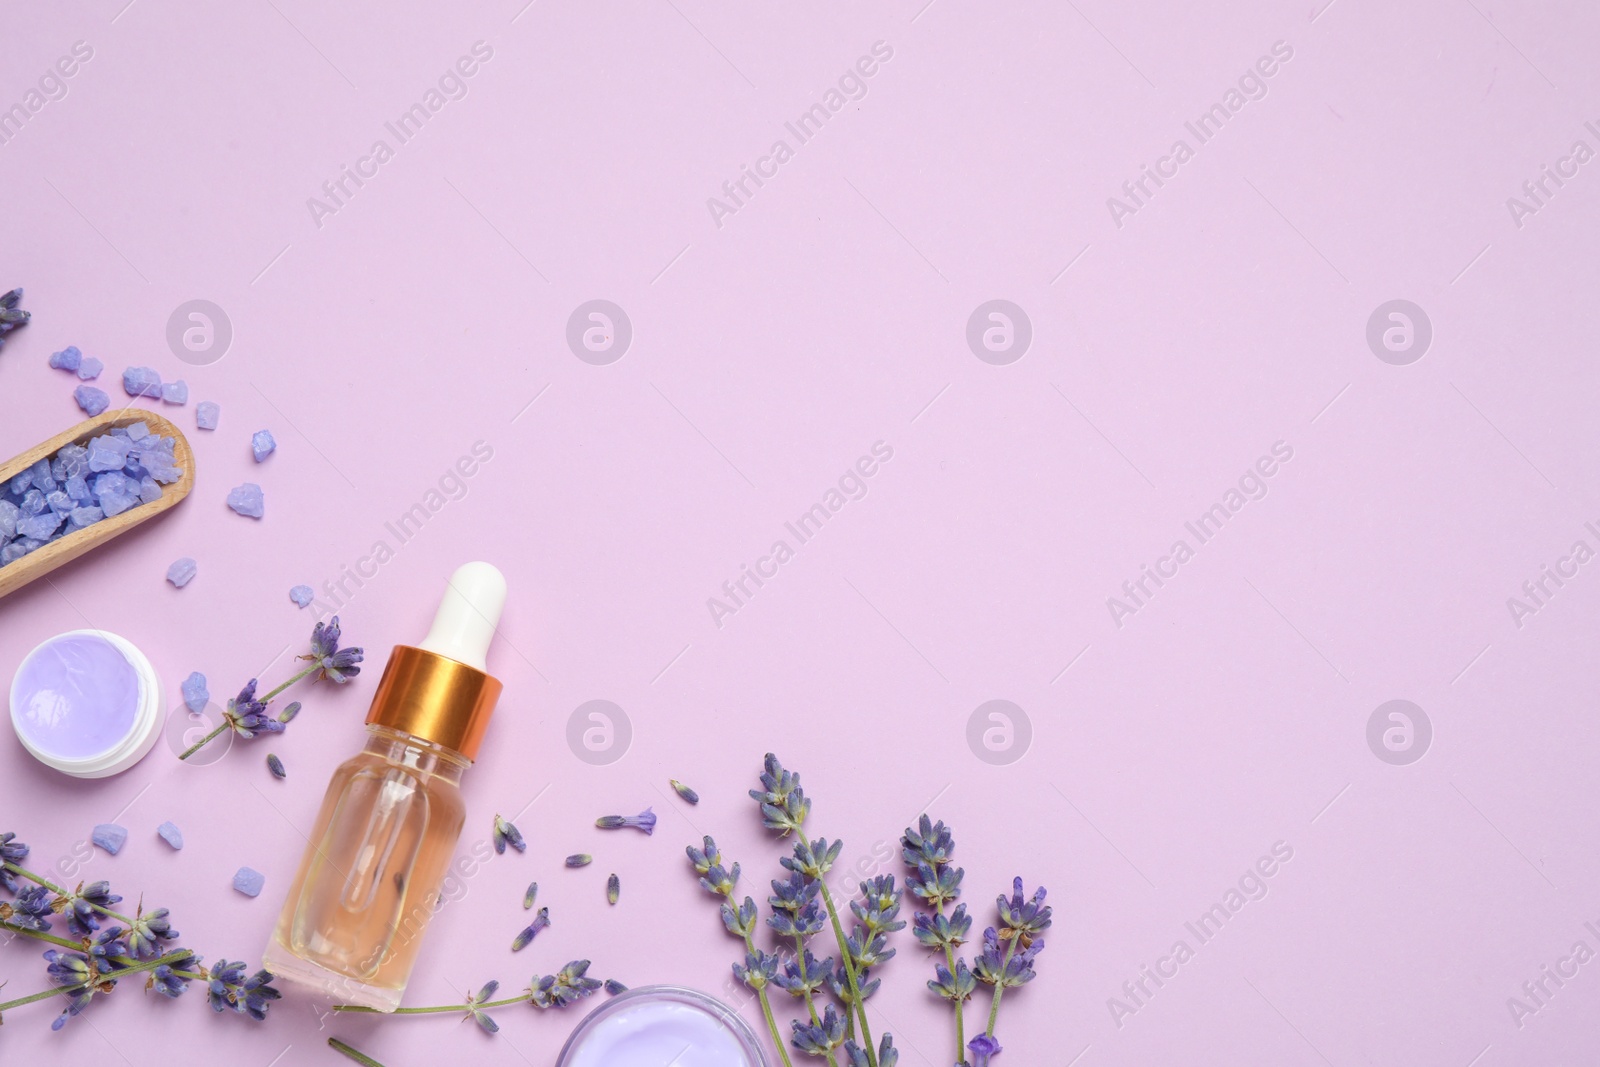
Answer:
[9,629,163,778]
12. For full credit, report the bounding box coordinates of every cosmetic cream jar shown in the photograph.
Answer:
[556,985,769,1067]
[9,629,163,778]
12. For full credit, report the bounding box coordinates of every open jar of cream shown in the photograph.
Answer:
[9,629,163,778]
[556,986,769,1067]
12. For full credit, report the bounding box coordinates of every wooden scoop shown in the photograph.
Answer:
[0,410,195,601]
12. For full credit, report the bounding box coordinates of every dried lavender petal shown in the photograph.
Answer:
[565,854,592,868]
[266,753,286,779]
[604,979,627,996]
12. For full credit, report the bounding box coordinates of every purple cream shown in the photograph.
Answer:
[11,632,142,762]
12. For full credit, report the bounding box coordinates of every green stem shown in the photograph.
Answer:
[818,881,876,1067]
[329,1038,387,1067]
[984,937,1020,1038]
[178,723,229,761]
[333,993,531,1015]
[0,948,193,1016]
[178,662,319,761]
[261,662,319,703]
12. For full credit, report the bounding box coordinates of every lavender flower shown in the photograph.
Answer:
[465,980,501,1034]
[528,960,602,1009]
[771,948,833,999]
[844,1035,898,1067]
[973,927,1043,989]
[767,873,825,939]
[595,807,656,835]
[781,837,842,880]
[147,952,198,999]
[303,616,363,683]
[1,884,53,932]
[913,905,972,953]
[792,1004,847,1057]
[0,832,28,894]
[222,679,283,739]
[0,287,29,352]
[42,949,103,1030]
[87,926,130,973]
[206,960,282,1020]
[928,959,976,1002]
[995,878,1051,947]
[511,908,550,952]
[492,814,525,855]
[127,905,180,959]
[967,1034,1002,1067]
[750,753,810,836]
[732,949,779,991]
[60,880,123,938]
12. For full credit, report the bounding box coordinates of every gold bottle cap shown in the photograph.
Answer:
[365,645,503,760]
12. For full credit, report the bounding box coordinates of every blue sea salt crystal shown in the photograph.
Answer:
[125,421,149,442]
[77,356,103,380]
[227,483,264,518]
[1,544,27,564]
[20,490,44,515]
[195,401,219,430]
[49,346,82,372]
[74,385,110,416]
[161,380,188,405]
[157,822,184,850]
[251,430,276,463]
[55,444,88,479]
[64,476,90,503]
[0,501,17,539]
[46,490,72,514]
[16,511,63,540]
[289,584,314,608]
[122,366,162,398]
[166,557,197,587]
[67,506,102,531]
[138,478,162,504]
[181,672,208,713]
[30,458,55,491]
[87,436,129,472]
[233,867,265,897]
[91,824,128,855]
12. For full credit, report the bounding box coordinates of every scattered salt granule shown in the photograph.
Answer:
[122,366,161,398]
[157,821,184,850]
[91,823,127,855]
[289,584,314,608]
[195,401,220,430]
[251,430,276,462]
[226,483,264,518]
[166,557,197,588]
[181,672,208,713]
[74,385,109,416]
[233,867,265,897]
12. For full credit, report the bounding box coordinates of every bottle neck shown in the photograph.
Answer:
[363,724,470,785]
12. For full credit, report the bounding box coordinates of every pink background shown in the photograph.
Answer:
[4,0,1600,1064]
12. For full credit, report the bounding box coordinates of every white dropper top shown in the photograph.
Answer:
[418,562,507,673]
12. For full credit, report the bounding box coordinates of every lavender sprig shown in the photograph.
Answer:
[974,878,1052,1052]
[755,755,891,1067]
[179,616,363,761]
[0,834,275,1030]
[685,835,797,1067]
[328,961,602,1023]
[904,815,973,1063]
[768,871,837,1067]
